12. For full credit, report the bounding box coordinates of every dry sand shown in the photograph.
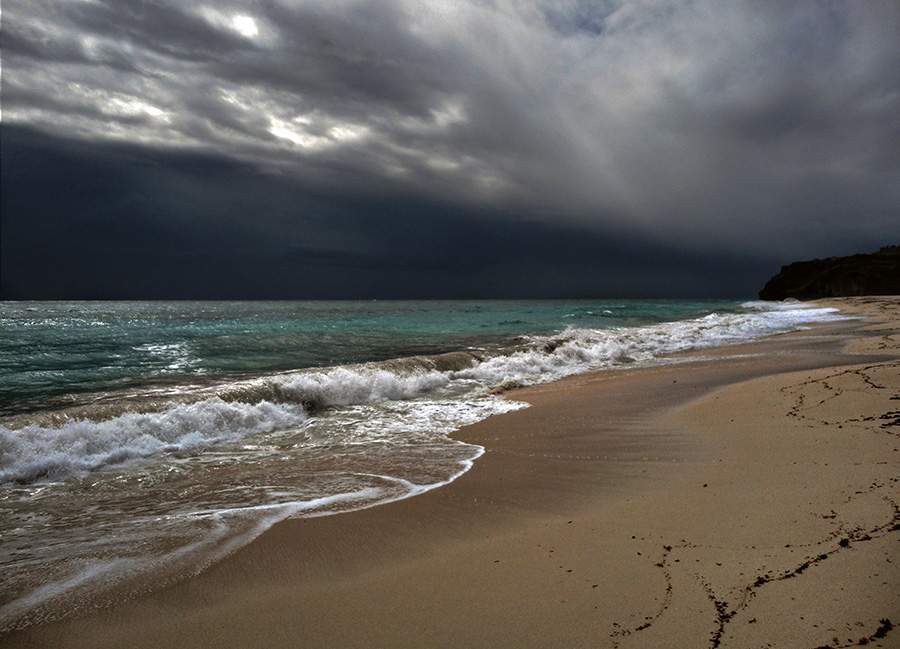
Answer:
[4,297,899,649]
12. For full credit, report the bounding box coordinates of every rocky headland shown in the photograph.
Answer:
[759,246,900,300]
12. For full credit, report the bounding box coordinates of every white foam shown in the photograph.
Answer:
[453,303,846,387]
[0,300,850,630]
[269,364,452,406]
[0,398,308,484]
[0,301,842,487]
[327,398,526,444]
[0,557,140,629]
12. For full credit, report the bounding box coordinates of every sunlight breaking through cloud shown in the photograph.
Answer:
[2,0,898,259]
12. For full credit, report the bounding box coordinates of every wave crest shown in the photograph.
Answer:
[0,302,844,486]
[0,398,308,484]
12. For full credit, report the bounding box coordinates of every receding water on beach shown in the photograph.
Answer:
[0,299,846,629]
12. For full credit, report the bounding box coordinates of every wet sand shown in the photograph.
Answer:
[4,297,899,648]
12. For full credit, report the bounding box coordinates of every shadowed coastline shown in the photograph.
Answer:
[759,246,900,300]
[3,297,898,648]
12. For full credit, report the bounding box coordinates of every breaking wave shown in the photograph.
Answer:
[0,301,843,486]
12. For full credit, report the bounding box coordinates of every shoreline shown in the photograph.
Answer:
[4,297,899,648]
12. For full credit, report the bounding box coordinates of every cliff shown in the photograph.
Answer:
[759,246,900,300]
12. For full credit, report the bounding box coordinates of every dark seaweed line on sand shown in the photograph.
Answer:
[707,498,900,648]
[811,618,894,649]
[782,363,900,436]
[609,545,674,645]
[609,474,899,647]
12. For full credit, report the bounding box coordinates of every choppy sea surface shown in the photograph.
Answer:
[0,299,845,629]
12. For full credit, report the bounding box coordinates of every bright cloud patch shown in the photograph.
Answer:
[2,0,898,258]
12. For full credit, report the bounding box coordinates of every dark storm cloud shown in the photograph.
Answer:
[1,126,765,299]
[2,0,899,298]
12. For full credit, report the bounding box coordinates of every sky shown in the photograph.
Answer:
[2,0,899,299]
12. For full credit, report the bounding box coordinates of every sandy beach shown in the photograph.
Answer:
[4,297,898,649]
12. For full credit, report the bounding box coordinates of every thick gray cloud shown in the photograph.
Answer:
[2,0,899,298]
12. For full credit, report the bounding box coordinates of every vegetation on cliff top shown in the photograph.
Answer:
[759,246,900,300]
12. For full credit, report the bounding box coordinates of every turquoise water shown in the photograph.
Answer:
[0,300,747,417]
[0,301,752,415]
[0,299,845,630]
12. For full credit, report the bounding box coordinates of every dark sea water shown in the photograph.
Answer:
[0,299,845,629]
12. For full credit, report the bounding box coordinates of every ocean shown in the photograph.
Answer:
[0,299,845,629]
